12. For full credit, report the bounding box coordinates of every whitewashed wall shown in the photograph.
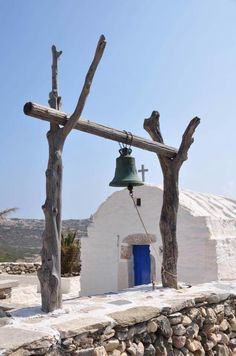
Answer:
[80,185,234,296]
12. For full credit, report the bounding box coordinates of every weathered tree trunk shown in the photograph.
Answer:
[144,111,200,288]
[37,45,63,312]
[38,133,64,311]
[37,35,106,312]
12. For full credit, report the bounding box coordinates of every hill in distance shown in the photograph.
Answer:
[0,218,91,262]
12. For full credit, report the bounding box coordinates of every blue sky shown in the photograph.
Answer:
[0,0,236,218]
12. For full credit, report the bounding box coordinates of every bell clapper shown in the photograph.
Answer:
[127,184,134,196]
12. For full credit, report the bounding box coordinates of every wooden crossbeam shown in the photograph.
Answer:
[24,102,178,158]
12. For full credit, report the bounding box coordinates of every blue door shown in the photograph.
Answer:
[133,245,151,286]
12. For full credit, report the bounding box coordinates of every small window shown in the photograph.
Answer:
[136,198,141,206]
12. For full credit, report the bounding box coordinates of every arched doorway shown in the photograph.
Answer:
[118,233,157,289]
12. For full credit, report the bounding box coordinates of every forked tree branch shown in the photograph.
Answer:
[175,117,200,170]
[144,111,171,172]
[62,35,106,139]
[143,111,164,144]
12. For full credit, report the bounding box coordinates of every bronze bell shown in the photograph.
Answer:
[109,147,143,191]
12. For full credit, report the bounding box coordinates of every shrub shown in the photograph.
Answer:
[61,229,81,276]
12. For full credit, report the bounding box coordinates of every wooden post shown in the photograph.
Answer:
[37,35,106,312]
[144,111,200,288]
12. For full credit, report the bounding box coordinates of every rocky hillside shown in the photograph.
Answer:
[0,218,91,262]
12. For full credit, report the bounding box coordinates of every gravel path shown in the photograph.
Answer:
[0,273,38,286]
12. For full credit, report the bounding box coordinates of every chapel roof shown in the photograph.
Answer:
[179,190,236,220]
[136,184,236,220]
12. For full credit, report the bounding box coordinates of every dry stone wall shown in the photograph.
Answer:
[0,262,41,275]
[3,295,236,355]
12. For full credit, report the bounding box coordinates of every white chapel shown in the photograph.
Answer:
[80,185,236,296]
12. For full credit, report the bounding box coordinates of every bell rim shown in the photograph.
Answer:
[109,181,144,187]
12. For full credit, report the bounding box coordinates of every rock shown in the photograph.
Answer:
[133,336,141,345]
[9,349,31,356]
[206,308,217,324]
[172,324,186,336]
[216,312,225,324]
[202,323,219,335]
[126,343,137,355]
[94,346,108,356]
[202,340,215,351]
[0,328,54,351]
[74,333,89,345]
[229,317,236,332]
[125,340,132,349]
[141,333,151,345]
[156,315,173,338]
[107,351,121,356]
[144,344,155,356]
[182,316,192,327]
[73,348,94,355]
[173,350,184,356]
[199,307,207,318]
[147,320,158,333]
[136,342,144,356]
[224,304,234,318]
[186,323,199,338]
[219,319,230,332]
[54,318,110,338]
[215,304,224,315]
[218,331,229,344]
[169,313,182,326]
[154,336,168,356]
[62,338,73,346]
[185,339,201,352]
[170,299,195,314]
[127,327,135,339]
[103,326,116,341]
[206,293,230,304]
[133,322,146,335]
[213,344,229,356]
[118,341,126,353]
[229,340,236,353]
[104,339,120,352]
[79,337,94,348]
[115,330,128,341]
[65,344,77,352]
[172,335,186,349]
[193,347,205,356]
[109,307,160,327]
[186,308,200,321]
[208,333,218,345]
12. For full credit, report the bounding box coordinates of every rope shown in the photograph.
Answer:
[129,190,177,283]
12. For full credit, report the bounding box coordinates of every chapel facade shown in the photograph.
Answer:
[80,185,236,296]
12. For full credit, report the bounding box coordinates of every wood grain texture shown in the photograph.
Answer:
[144,111,200,289]
[24,103,178,158]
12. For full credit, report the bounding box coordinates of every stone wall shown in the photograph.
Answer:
[0,262,41,275]
[3,295,236,355]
